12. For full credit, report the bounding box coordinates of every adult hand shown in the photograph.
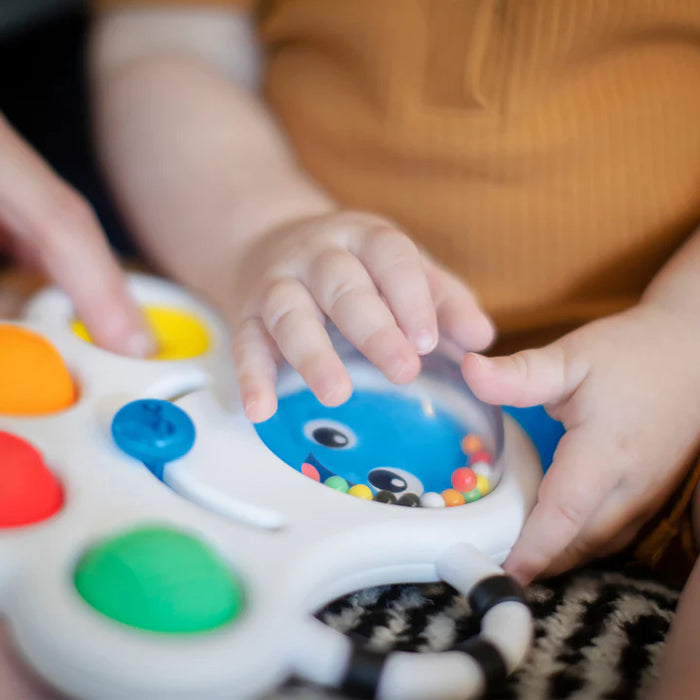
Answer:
[0,114,153,356]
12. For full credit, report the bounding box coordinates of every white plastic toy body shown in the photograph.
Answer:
[0,275,543,700]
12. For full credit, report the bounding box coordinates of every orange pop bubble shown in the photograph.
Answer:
[0,325,75,416]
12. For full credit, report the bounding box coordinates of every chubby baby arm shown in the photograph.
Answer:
[90,7,494,422]
[463,226,700,583]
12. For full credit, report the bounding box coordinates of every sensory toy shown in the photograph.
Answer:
[0,274,555,699]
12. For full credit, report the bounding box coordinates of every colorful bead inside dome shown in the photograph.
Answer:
[255,384,498,509]
[254,326,504,509]
[309,430,495,508]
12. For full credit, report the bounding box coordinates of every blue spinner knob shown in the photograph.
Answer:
[111,399,196,479]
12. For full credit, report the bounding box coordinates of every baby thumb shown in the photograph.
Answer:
[462,344,572,408]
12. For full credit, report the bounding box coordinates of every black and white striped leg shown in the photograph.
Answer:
[298,543,532,700]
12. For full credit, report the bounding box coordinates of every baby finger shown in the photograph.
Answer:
[306,247,420,385]
[260,277,353,407]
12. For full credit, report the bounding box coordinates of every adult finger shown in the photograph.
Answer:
[424,258,495,352]
[306,247,420,385]
[0,116,154,356]
[354,225,439,355]
[260,277,353,407]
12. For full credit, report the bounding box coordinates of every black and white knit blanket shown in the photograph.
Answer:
[273,566,679,700]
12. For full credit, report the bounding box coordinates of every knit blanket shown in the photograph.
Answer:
[273,566,679,700]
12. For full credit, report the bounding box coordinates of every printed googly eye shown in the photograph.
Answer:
[303,419,357,449]
[368,467,424,496]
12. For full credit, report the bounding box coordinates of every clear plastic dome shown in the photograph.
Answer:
[255,326,505,508]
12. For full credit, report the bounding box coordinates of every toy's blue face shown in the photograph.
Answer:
[254,388,468,496]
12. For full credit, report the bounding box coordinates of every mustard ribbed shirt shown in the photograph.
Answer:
[99,0,700,350]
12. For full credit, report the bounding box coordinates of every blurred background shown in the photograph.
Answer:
[1,0,133,252]
[1,0,82,36]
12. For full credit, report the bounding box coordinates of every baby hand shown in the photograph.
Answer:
[227,211,495,422]
[462,302,700,583]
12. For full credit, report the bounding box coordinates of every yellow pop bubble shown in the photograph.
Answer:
[72,306,210,361]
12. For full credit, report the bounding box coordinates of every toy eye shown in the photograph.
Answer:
[368,467,424,496]
[303,419,357,449]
